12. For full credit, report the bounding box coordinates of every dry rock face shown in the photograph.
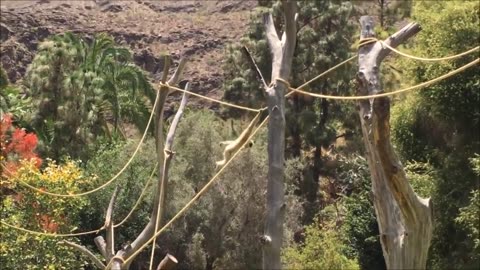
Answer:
[0,0,256,107]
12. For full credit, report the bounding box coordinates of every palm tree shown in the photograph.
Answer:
[25,32,154,161]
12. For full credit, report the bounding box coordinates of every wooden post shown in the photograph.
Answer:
[262,1,297,269]
[356,16,433,269]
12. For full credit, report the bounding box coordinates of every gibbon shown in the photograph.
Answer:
[215,112,263,169]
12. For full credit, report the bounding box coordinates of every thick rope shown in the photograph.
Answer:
[1,164,157,238]
[157,83,261,112]
[0,220,104,237]
[111,115,269,269]
[358,37,480,61]
[287,58,479,100]
[113,163,157,228]
[3,91,160,198]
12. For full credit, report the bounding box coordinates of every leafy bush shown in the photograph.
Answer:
[0,159,90,269]
[283,217,359,270]
[339,154,386,270]
[1,114,42,180]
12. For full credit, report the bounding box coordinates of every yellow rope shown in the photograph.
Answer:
[286,58,479,100]
[382,41,479,62]
[294,55,358,93]
[157,82,261,112]
[112,115,269,269]
[3,91,161,198]
[1,220,104,237]
[113,163,157,228]
[1,164,157,238]
[358,37,480,61]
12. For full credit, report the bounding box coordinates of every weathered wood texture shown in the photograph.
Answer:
[107,56,188,270]
[356,16,433,269]
[262,1,297,269]
[156,254,178,270]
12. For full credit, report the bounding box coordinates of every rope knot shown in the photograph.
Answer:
[357,37,378,49]
[269,77,291,89]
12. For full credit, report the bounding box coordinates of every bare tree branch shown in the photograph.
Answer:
[105,185,120,261]
[241,46,268,89]
[59,240,105,269]
[109,56,188,269]
[167,58,188,90]
[165,83,190,150]
[263,13,281,57]
[94,236,107,259]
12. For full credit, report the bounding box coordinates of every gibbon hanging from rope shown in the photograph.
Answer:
[216,110,265,169]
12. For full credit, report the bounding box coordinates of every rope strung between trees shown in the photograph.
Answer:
[105,113,270,270]
[358,37,480,61]
[113,163,157,228]
[2,91,161,198]
[3,37,478,261]
[0,220,104,237]
[157,83,261,112]
[0,163,158,237]
[286,58,479,100]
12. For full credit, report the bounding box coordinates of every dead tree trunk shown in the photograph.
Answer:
[356,16,433,269]
[61,56,189,270]
[261,1,297,269]
[108,56,188,270]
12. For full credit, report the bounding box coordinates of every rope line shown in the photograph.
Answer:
[112,114,270,269]
[0,220,103,237]
[286,58,479,100]
[113,163,157,228]
[295,55,358,92]
[358,37,480,61]
[158,83,261,112]
[0,164,157,238]
[3,91,161,198]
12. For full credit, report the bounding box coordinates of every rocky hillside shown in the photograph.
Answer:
[0,0,257,109]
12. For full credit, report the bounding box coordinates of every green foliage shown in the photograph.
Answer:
[0,160,90,269]
[283,216,359,270]
[25,32,154,161]
[391,2,480,269]
[391,94,437,162]
[404,161,437,198]
[454,155,480,265]
[339,154,386,270]
[81,137,157,247]
[455,190,480,261]
[0,66,32,125]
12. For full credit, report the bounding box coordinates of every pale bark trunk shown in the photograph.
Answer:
[356,16,433,269]
[109,57,187,270]
[156,254,178,270]
[262,1,297,269]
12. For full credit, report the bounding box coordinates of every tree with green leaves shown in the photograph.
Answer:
[223,0,357,223]
[25,32,154,161]
[391,1,480,268]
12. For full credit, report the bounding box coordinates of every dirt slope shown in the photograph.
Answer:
[0,0,257,110]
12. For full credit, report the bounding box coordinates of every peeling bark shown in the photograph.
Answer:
[356,16,433,269]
